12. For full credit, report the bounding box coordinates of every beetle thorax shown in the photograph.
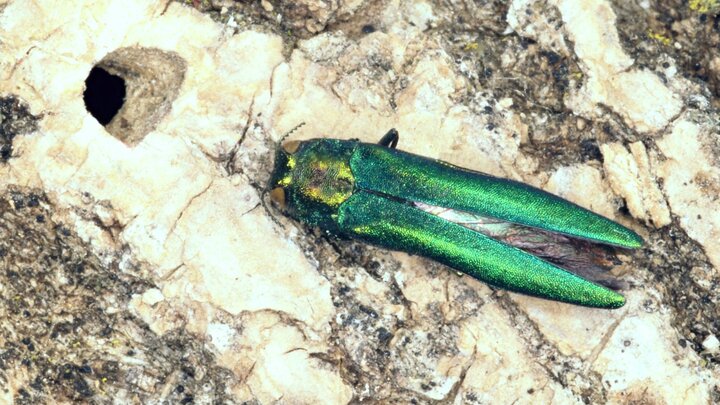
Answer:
[291,146,355,208]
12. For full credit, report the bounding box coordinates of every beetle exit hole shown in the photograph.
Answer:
[83,67,126,125]
[83,47,187,146]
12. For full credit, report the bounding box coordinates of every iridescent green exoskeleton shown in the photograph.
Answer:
[269,129,643,309]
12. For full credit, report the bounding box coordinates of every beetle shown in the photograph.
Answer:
[269,129,643,309]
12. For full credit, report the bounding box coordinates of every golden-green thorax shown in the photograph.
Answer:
[270,138,357,232]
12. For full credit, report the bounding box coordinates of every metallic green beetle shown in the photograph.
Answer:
[269,129,643,309]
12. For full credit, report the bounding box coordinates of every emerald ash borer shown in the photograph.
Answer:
[269,129,643,309]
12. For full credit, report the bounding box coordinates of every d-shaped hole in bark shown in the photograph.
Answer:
[83,67,126,125]
[83,47,187,146]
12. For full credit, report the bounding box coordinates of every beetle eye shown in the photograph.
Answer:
[270,187,287,208]
[282,140,301,154]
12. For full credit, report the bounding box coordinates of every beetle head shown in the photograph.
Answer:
[269,138,357,231]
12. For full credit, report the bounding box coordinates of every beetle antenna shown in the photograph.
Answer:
[280,122,306,144]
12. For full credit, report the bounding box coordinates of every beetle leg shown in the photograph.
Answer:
[378,128,399,149]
